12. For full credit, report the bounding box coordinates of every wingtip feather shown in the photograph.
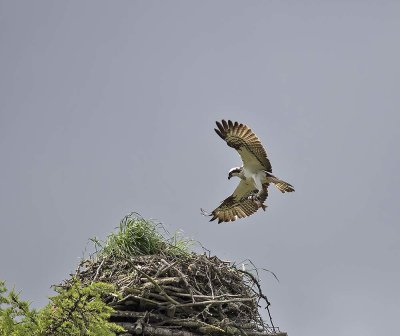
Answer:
[214,128,224,139]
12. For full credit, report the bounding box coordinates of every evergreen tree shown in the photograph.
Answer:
[0,279,124,336]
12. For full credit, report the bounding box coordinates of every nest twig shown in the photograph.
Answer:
[60,212,285,335]
[63,251,285,336]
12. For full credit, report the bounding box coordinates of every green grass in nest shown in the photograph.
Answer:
[90,213,193,259]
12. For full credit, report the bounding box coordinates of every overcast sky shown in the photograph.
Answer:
[1,1,399,335]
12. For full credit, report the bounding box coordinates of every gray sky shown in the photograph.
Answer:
[1,1,399,335]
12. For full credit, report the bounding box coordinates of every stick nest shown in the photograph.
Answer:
[63,213,286,336]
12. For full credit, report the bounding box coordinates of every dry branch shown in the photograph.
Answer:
[65,245,284,335]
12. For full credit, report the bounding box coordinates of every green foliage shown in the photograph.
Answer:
[0,280,38,336]
[0,213,194,335]
[0,279,124,336]
[91,212,193,258]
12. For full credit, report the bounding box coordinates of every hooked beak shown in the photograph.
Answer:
[228,175,231,180]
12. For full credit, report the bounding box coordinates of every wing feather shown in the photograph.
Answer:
[215,120,272,172]
[209,180,269,224]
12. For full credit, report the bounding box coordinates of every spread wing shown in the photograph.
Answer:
[215,120,272,172]
[209,180,269,224]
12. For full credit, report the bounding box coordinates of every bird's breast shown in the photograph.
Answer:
[243,167,265,178]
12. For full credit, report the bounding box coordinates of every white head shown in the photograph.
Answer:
[228,167,243,180]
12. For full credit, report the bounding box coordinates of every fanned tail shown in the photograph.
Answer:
[274,180,295,193]
[265,172,295,193]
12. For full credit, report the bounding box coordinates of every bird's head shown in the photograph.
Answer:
[228,167,243,180]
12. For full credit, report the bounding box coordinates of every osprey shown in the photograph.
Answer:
[207,120,294,224]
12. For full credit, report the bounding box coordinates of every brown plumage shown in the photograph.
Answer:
[209,181,269,224]
[214,120,272,172]
[206,119,294,224]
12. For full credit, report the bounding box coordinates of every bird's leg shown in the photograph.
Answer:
[253,173,264,197]
[248,190,267,210]
[257,202,267,211]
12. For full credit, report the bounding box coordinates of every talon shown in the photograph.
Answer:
[248,193,260,202]
[253,198,266,210]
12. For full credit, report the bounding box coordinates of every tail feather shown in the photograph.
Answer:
[274,180,295,193]
[265,173,295,193]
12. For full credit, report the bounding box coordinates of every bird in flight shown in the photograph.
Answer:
[205,120,294,224]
